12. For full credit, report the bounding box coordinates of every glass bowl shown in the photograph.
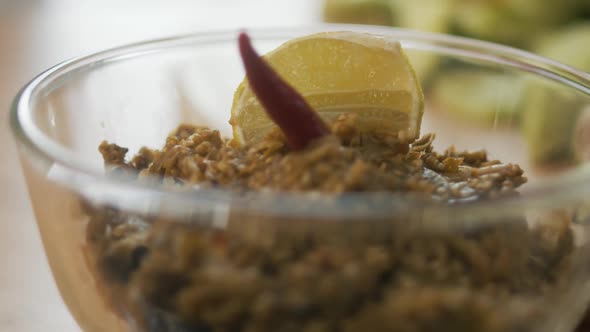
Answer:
[10,25,590,332]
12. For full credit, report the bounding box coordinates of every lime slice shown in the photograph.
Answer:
[230,31,424,145]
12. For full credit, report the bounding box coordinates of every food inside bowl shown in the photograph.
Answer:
[83,31,578,332]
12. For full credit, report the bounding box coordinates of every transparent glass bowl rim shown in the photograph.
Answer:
[10,24,590,221]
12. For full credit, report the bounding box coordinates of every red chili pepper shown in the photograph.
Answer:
[238,32,330,150]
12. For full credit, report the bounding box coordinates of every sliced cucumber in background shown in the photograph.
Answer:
[532,22,590,72]
[323,0,587,51]
[505,0,578,25]
[573,106,590,163]
[430,70,523,128]
[450,0,580,48]
[451,3,526,47]
[521,23,590,165]
[390,0,454,34]
[522,82,585,164]
[323,0,394,26]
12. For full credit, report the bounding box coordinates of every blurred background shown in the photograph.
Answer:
[0,0,588,331]
[325,0,590,53]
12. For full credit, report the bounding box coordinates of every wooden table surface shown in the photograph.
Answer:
[0,1,318,330]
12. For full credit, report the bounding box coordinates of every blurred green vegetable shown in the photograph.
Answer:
[521,82,585,164]
[573,106,590,163]
[391,0,454,33]
[323,0,393,26]
[532,22,590,71]
[451,0,579,47]
[521,23,590,164]
[431,70,523,128]
[323,0,588,50]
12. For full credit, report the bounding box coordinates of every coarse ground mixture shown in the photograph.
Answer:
[84,113,576,332]
[98,113,526,200]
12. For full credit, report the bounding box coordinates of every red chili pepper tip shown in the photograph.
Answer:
[238,32,330,150]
